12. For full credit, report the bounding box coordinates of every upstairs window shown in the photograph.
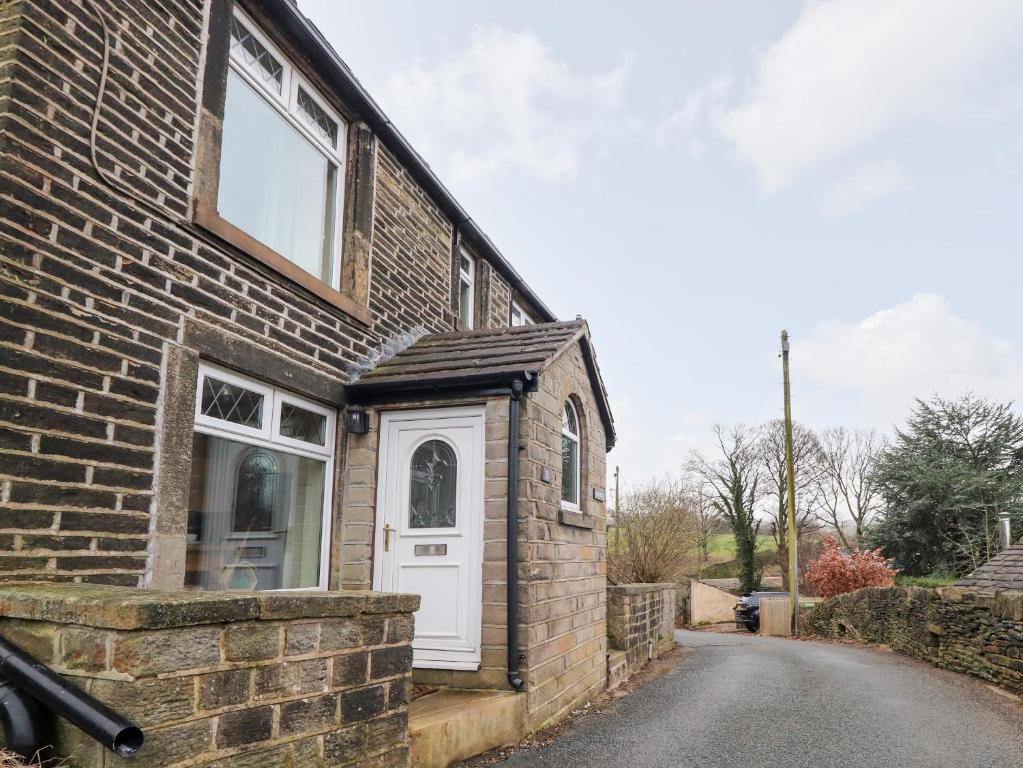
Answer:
[217,10,345,287]
[561,400,581,509]
[510,301,533,327]
[458,251,475,329]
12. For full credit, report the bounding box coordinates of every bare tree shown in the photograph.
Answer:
[689,483,722,579]
[607,476,699,584]
[688,424,763,594]
[759,419,822,590]
[813,427,884,549]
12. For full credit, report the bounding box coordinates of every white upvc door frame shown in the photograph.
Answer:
[373,406,485,670]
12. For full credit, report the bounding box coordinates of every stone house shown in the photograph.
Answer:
[0,0,616,763]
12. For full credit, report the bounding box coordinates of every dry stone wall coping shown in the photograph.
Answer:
[0,582,420,630]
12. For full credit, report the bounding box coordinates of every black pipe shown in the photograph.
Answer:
[0,638,144,758]
[0,679,46,761]
[507,379,525,691]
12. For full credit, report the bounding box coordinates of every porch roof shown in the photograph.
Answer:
[957,543,1023,591]
[347,321,616,448]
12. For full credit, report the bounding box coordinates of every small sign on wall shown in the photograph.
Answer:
[592,488,606,502]
[540,466,552,484]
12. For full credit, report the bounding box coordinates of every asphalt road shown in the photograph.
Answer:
[497,629,1023,768]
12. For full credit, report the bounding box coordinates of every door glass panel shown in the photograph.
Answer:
[234,450,278,532]
[409,439,457,529]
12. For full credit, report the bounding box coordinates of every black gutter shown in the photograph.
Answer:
[0,678,45,761]
[346,371,540,405]
[0,637,144,758]
[261,0,558,324]
[506,379,525,691]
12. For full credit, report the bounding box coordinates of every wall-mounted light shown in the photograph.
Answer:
[346,404,369,435]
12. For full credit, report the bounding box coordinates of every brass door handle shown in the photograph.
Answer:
[383,524,396,552]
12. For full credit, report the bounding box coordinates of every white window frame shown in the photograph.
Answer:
[193,362,336,591]
[458,250,475,330]
[224,7,347,289]
[510,301,533,327]
[561,399,581,511]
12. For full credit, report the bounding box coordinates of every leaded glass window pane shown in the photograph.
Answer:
[409,440,457,529]
[562,434,579,505]
[297,87,339,149]
[563,402,578,437]
[280,402,327,446]
[201,376,264,429]
[230,16,283,94]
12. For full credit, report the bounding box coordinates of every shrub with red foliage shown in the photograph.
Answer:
[806,537,898,598]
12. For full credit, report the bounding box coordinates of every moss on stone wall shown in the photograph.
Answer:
[803,586,1023,696]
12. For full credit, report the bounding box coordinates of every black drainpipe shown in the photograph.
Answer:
[506,378,525,691]
[0,678,45,761]
[0,637,144,758]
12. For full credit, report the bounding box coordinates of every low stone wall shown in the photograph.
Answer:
[0,583,419,767]
[607,584,676,675]
[802,586,1023,696]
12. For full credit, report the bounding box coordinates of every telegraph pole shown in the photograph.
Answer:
[781,331,799,635]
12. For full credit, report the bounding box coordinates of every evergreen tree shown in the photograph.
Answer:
[867,394,1023,575]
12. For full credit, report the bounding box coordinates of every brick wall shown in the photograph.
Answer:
[0,583,418,767]
[607,584,676,675]
[0,0,546,585]
[521,343,608,730]
[803,586,1023,697]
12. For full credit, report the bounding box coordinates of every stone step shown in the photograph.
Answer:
[410,688,527,768]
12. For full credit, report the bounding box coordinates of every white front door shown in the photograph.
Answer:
[374,407,484,670]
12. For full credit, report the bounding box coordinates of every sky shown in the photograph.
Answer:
[299,0,1023,488]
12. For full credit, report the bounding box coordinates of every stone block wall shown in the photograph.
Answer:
[521,343,608,729]
[0,0,545,586]
[803,586,1023,696]
[0,583,418,767]
[607,584,676,675]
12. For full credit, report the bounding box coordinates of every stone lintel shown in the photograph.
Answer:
[0,583,420,630]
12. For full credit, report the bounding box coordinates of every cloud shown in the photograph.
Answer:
[378,26,631,185]
[795,293,1023,428]
[606,396,716,488]
[657,76,732,156]
[711,0,1023,191]
[819,159,911,219]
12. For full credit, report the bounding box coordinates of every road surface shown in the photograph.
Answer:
[497,629,1023,768]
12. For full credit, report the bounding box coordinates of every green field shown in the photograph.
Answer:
[894,573,958,588]
[706,533,778,559]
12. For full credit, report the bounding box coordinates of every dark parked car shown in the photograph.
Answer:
[734,591,790,632]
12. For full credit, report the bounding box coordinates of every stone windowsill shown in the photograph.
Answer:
[0,582,420,630]
[558,507,595,529]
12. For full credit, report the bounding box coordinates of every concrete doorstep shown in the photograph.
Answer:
[410,688,527,768]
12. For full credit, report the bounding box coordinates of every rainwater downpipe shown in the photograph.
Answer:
[507,379,525,691]
[0,678,45,761]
